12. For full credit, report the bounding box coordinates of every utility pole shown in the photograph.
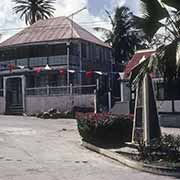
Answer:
[66,7,87,87]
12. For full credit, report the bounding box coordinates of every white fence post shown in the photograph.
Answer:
[108,91,111,112]
[47,85,49,96]
[70,83,73,95]
[94,90,97,114]
[69,84,73,110]
[96,78,99,91]
[120,81,124,102]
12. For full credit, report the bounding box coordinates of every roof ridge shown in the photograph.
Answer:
[70,18,107,44]
[136,49,156,53]
[0,16,111,48]
[66,17,80,39]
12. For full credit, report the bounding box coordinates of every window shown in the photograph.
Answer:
[95,45,100,60]
[92,44,96,62]
[16,47,29,59]
[29,57,47,67]
[29,45,47,57]
[26,75,35,88]
[81,43,87,58]
[88,43,93,60]
[154,79,180,100]
[35,74,47,87]
[16,59,28,67]
[99,47,103,63]
[49,56,67,65]
[0,78,3,96]
[70,43,79,56]
[0,77,3,88]
[48,73,58,86]
[102,48,105,62]
[50,44,67,56]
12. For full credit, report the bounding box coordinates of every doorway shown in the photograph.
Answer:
[4,76,25,114]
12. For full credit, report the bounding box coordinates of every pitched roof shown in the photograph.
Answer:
[124,49,156,77]
[0,16,110,48]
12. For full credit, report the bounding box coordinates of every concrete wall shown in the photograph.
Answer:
[157,101,172,112]
[110,101,129,115]
[174,101,180,112]
[157,100,180,113]
[121,81,130,102]
[25,94,94,114]
[159,114,180,128]
[0,97,5,114]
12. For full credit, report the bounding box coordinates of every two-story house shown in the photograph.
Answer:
[0,16,112,114]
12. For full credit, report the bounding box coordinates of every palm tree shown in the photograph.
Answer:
[12,0,55,25]
[129,0,180,111]
[133,0,180,83]
[94,7,147,65]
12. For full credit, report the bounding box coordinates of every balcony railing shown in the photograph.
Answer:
[25,84,96,96]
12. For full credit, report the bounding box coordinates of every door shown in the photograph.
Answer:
[5,77,23,114]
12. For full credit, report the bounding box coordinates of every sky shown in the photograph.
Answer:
[0,0,140,42]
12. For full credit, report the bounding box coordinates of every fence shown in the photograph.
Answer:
[25,84,96,96]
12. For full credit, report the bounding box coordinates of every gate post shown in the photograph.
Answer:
[108,91,111,112]
[94,90,97,114]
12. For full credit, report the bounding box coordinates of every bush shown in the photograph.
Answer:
[72,106,94,113]
[76,113,133,145]
[136,134,180,163]
[37,109,74,119]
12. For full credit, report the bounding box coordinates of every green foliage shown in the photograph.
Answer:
[76,113,133,145]
[12,0,55,25]
[136,0,168,40]
[131,0,180,84]
[137,134,180,163]
[161,0,180,10]
[94,6,147,64]
[37,111,74,119]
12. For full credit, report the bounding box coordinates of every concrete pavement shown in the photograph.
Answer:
[0,115,178,180]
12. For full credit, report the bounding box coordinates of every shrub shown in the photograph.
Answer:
[136,134,180,163]
[37,110,74,119]
[76,113,133,145]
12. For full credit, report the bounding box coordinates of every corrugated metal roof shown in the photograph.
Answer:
[124,49,156,77]
[0,16,110,48]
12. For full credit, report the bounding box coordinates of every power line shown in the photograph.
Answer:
[0,21,111,32]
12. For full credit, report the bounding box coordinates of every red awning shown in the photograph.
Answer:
[124,50,155,77]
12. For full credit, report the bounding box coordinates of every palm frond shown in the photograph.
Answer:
[134,16,163,41]
[137,0,169,39]
[105,9,114,27]
[12,0,55,25]
[156,40,178,81]
[130,55,157,85]
[140,0,168,20]
[93,27,111,34]
[161,0,180,10]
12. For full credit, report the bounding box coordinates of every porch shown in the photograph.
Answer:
[0,74,96,115]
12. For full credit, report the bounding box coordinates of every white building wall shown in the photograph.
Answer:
[25,94,94,114]
[156,101,172,112]
[0,97,5,114]
[122,81,130,102]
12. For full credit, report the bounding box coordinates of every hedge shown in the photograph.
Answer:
[76,113,133,145]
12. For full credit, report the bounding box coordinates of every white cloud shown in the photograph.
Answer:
[0,0,139,42]
[0,0,24,41]
[110,0,140,15]
[55,0,87,16]
[54,0,112,40]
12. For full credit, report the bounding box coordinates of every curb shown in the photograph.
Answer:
[82,141,180,177]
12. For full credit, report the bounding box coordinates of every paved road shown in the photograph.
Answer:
[0,115,178,180]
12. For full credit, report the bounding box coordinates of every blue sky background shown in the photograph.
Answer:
[0,0,140,41]
[88,0,140,16]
